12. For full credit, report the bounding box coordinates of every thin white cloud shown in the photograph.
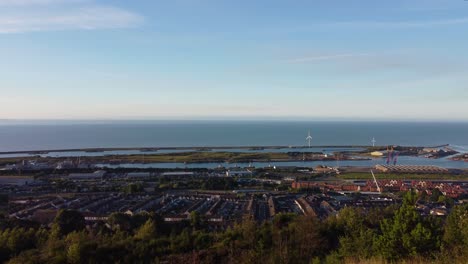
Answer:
[400,0,468,12]
[327,17,468,29]
[281,50,467,81]
[0,0,86,6]
[0,1,143,33]
[286,53,371,63]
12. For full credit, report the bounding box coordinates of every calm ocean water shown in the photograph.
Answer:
[0,121,467,152]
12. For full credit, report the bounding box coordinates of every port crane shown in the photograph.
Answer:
[386,145,399,165]
[370,170,381,193]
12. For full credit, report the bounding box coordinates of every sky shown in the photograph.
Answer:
[0,0,467,121]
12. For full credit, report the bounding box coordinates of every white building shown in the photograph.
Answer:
[68,170,106,180]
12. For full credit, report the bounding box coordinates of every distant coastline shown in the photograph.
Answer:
[0,145,428,155]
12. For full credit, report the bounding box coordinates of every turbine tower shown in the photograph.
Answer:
[371,137,376,147]
[306,130,312,148]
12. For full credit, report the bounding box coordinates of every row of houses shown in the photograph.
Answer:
[291,179,467,198]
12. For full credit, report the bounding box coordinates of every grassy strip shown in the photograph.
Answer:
[0,152,292,165]
[96,152,291,163]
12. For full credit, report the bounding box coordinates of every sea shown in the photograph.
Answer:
[0,121,467,168]
[0,121,467,152]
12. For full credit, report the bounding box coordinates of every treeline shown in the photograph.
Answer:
[157,177,239,191]
[0,191,466,263]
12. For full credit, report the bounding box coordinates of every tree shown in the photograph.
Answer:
[6,249,42,264]
[135,219,157,240]
[5,227,36,256]
[443,204,468,256]
[64,231,97,264]
[430,188,443,202]
[437,195,455,208]
[290,216,326,262]
[193,231,213,250]
[190,211,202,230]
[272,213,296,229]
[67,242,82,264]
[336,207,375,260]
[107,212,132,231]
[131,213,152,230]
[51,210,85,237]
[376,190,440,260]
[419,190,428,202]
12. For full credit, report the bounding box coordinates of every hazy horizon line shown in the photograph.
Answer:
[1,117,467,124]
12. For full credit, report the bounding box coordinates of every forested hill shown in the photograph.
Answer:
[0,191,467,264]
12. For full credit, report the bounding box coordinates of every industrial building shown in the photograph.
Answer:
[375,165,449,174]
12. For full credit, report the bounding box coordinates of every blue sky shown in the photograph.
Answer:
[0,0,467,121]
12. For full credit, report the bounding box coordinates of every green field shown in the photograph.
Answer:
[0,152,293,165]
[94,152,292,163]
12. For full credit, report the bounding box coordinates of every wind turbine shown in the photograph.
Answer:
[371,137,376,147]
[306,130,312,148]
